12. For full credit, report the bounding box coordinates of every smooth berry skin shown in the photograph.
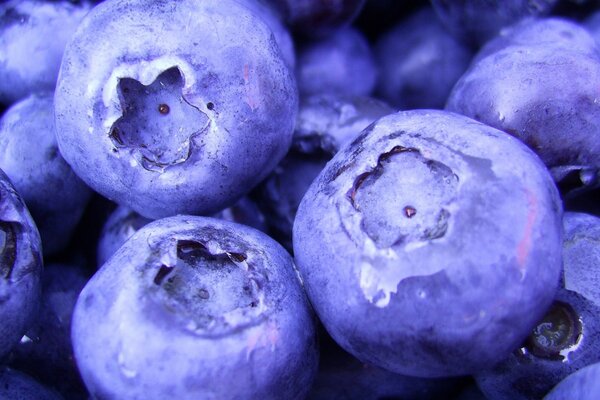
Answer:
[375,7,473,110]
[55,0,297,219]
[0,368,63,400]
[73,215,318,400]
[296,27,377,97]
[544,362,600,400]
[0,0,91,105]
[293,109,563,378]
[476,213,600,400]
[446,20,600,195]
[430,0,559,46]
[256,94,393,250]
[0,168,43,361]
[0,93,92,255]
[9,263,89,400]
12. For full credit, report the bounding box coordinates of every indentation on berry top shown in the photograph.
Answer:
[349,146,459,248]
[151,239,264,336]
[0,221,17,279]
[110,67,209,171]
[522,301,583,361]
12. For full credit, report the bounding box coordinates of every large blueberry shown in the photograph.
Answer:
[293,110,563,377]
[0,0,91,105]
[430,0,559,46]
[73,215,318,399]
[476,211,600,399]
[0,93,91,255]
[0,168,42,360]
[256,93,393,250]
[447,20,600,197]
[374,7,473,110]
[55,0,297,219]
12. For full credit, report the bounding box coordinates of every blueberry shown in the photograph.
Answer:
[544,362,600,400]
[0,0,91,105]
[296,27,377,97]
[374,7,473,110]
[293,109,563,377]
[55,0,297,219]
[0,168,43,361]
[0,367,63,400]
[73,215,318,399]
[9,263,89,399]
[446,20,600,197]
[0,92,92,255]
[430,0,559,46]
[256,93,393,250]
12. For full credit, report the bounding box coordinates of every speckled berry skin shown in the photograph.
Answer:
[0,0,91,105]
[0,93,91,255]
[0,169,43,360]
[55,0,297,219]
[293,109,563,377]
[73,215,318,400]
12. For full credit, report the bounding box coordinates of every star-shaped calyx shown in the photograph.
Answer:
[110,67,209,170]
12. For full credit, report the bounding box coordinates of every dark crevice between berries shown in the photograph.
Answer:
[110,66,210,172]
[522,301,583,361]
[348,146,458,248]
[0,221,17,280]
[151,239,262,335]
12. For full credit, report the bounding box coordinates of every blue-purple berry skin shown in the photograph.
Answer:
[430,0,559,46]
[0,367,63,400]
[73,215,318,400]
[375,7,473,110]
[544,362,600,400]
[55,0,297,219]
[0,168,43,361]
[293,109,563,378]
[296,27,377,97]
[476,213,600,400]
[446,19,600,193]
[0,0,91,105]
[0,93,92,255]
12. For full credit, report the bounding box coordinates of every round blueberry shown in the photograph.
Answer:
[293,109,563,377]
[544,362,600,400]
[55,0,297,219]
[73,215,318,399]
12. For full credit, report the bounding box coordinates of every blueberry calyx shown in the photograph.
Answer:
[109,66,209,171]
[0,221,17,280]
[347,145,459,248]
[148,238,265,337]
[523,301,582,361]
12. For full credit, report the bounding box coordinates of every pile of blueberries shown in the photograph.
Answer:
[4,0,600,399]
